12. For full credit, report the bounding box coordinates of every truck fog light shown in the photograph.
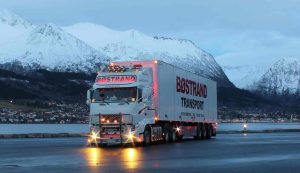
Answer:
[128,132,134,139]
[91,131,99,140]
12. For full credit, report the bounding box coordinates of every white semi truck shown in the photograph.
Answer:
[86,60,217,146]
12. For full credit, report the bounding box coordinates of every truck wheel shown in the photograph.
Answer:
[194,124,199,139]
[196,123,203,140]
[143,125,151,145]
[176,133,183,141]
[212,125,217,137]
[170,126,176,142]
[163,124,171,143]
[206,124,212,139]
[201,123,207,140]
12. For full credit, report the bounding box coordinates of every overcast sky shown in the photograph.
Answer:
[1,0,300,67]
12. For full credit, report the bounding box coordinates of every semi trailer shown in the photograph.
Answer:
[86,60,217,146]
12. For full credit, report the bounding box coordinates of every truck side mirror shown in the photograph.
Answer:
[86,89,92,105]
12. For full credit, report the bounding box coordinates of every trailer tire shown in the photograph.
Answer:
[206,124,212,139]
[176,126,183,141]
[202,123,207,140]
[143,125,151,145]
[163,124,171,143]
[196,123,203,140]
[212,125,217,137]
[170,126,176,142]
[176,134,183,141]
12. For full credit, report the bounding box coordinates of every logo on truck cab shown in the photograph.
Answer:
[96,75,137,84]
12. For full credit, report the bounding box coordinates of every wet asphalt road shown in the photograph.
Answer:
[1,133,300,173]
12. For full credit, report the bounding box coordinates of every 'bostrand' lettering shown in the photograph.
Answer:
[176,76,207,98]
[96,75,136,83]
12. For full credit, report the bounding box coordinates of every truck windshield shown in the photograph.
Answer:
[92,87,137,103]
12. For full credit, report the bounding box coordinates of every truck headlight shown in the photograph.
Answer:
[128,132,134,139]
[91,131,99,140]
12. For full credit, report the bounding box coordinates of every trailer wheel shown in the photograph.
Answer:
[202,123,207,140]
[163,124,171,143]
[176,133,183,141]
[195,123,203,140]
[170,126,176,142]
[212,125,217,137]
[143,125,151,145]
[206,124,212,139]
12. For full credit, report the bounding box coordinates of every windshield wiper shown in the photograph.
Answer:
[118,99,130,105]
[98,93,110,105]
[99,100,110,105]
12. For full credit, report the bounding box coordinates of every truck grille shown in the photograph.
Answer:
[100,114,122,124]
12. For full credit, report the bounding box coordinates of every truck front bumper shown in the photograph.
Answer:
[88,134,141,146]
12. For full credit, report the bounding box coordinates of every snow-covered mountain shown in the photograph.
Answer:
[0,9,33,47]
[0,9,32,29]
[251,58,300,95]
[0,10,108,72]
[0,10,231,86]
[222,65,267,89]
[63,23,232,86]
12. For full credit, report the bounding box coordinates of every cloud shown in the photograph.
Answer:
[213,30,300,66]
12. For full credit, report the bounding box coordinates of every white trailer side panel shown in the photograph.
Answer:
[156,62,175,121]
[156,61,217,123]
[208,81,217,122]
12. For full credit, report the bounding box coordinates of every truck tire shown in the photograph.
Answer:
[143,125,151,145]
[212,125,217,137]
[176,133,183,141]
[196,123,203,140]
[176,126,183,141]
[201,123,207,140]
[163,124,171,143]
[206,124,212,139]
[170,126,176,142]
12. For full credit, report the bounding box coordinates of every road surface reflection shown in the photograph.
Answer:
[83,146,142,169]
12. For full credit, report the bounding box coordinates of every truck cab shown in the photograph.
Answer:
[87,62,156,145]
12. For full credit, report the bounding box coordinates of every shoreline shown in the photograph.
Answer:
[0,129,300,139]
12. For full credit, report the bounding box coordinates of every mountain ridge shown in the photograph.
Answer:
[0,15,109,72]
[253,58,300,95]
[0,10,233,87]
[64,23,233,87]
